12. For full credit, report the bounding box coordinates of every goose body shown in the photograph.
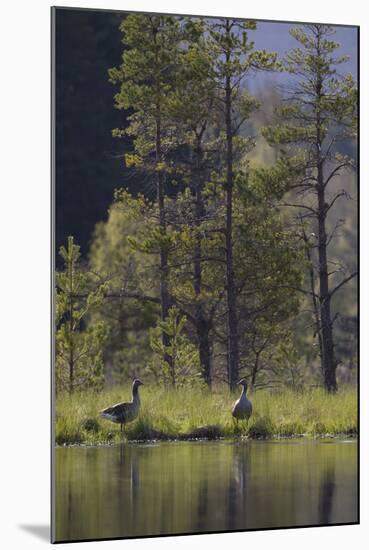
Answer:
[100,379,143,432]
[232,379,252,422]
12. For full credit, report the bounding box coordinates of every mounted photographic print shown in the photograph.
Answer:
[51,6,359,543]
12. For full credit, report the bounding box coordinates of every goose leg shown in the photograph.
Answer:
[244,418,249,434]
[233,417,238,433]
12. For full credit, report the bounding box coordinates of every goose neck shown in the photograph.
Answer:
[132,385,140,403]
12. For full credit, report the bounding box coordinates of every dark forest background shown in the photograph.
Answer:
[55,9,133,262]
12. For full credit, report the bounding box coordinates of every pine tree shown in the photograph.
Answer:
[56,237,108,393]
[109,14,184,371]
[149,306,202,388]
[206,18,277,390]
[220,165,304,389]
[165,20,217,387]
[263,24,357,392]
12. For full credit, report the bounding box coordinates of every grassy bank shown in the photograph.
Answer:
[55,385,358,445]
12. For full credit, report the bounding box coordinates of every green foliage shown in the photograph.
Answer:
[205,17,278,174]
[230,180,305,387]
[207,19,277,79]
[250,331,306,391]
[109,14,184,168]
[264,24,357,151]
[149,307,203,388]
[56,237,108,393]
[89,201,159,382]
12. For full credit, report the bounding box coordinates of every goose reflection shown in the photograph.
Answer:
[116,444,140,506]
[226,443,251,530]
[195,479,209,531]
[130,451,140,504]
[318,461,336,524]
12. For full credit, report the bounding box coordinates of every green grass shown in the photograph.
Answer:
[55,385,358,445]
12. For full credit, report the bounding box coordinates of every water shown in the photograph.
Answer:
[54,440,358,542]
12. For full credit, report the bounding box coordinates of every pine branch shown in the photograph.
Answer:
[280,202,317,214]
[324,162,352,188]
[329,272,357,299]
[325,190,349,213]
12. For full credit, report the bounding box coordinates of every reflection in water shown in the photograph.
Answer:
[54,440,357,542]
[226,445,251,531]
[319,462,336,524]
[195,479,209,532]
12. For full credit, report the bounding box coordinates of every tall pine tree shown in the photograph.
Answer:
[206,18,277,389]
[109,15,184,370]
[263,24,357,391]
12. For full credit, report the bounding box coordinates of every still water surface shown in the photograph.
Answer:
[55,440,357,542]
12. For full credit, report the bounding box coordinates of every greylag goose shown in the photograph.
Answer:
[232,379,252,424]
[100,379,144,434]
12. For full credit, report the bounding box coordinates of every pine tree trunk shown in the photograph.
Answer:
[194,246,212,387]
[317,180,337,392]
[194,243,212,387]
[225,29,239,391]
[251,354,259,390]
[152,21,173,377]
[301,223,324,374]
[196,313,211,386]
[193,144,212,387]
[156,117,172,372]
[69,347,74,394]
[68,250,74,394]
[315,51,337,393]
[309,259,324,375]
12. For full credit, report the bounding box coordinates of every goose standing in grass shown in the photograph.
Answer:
[232,379,252,425]
[100,379,144,435]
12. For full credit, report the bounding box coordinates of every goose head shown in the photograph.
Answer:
[237,378,248,392]
[133,379,144,389]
